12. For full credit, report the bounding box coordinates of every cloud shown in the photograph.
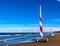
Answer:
[0,24,39,33]
[0,24,39,27]
[43,27,60,32]
[0,27,39,33]
[0,24,60,33]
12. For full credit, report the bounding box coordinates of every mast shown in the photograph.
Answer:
[40,5,43,37]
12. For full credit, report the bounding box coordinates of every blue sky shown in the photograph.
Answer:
[0,0,60,27]
[0,0,60,32]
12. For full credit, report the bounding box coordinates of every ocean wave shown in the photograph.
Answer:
[0,35,11,37]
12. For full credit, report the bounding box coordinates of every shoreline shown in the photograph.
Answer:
[9,33,60,46]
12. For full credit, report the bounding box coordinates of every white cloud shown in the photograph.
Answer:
[0,24,39,33]
[0,25,60,33]
[43,27,60,32]
[0,24,60,33]
[0,24,39,27]
[0,27,39,33]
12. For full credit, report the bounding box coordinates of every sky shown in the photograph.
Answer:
[0,0,60,33]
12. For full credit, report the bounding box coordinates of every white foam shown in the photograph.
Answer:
[0,35,11,37]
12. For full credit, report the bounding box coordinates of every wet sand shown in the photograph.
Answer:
[9,33,60,46]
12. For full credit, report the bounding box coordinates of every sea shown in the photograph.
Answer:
[0,32,52,45]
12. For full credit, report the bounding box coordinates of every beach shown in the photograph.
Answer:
[9,33,60,46]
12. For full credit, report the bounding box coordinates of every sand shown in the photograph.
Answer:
[9,33,60,46]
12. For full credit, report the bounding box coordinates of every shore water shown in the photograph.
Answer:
[9,33,60,46]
